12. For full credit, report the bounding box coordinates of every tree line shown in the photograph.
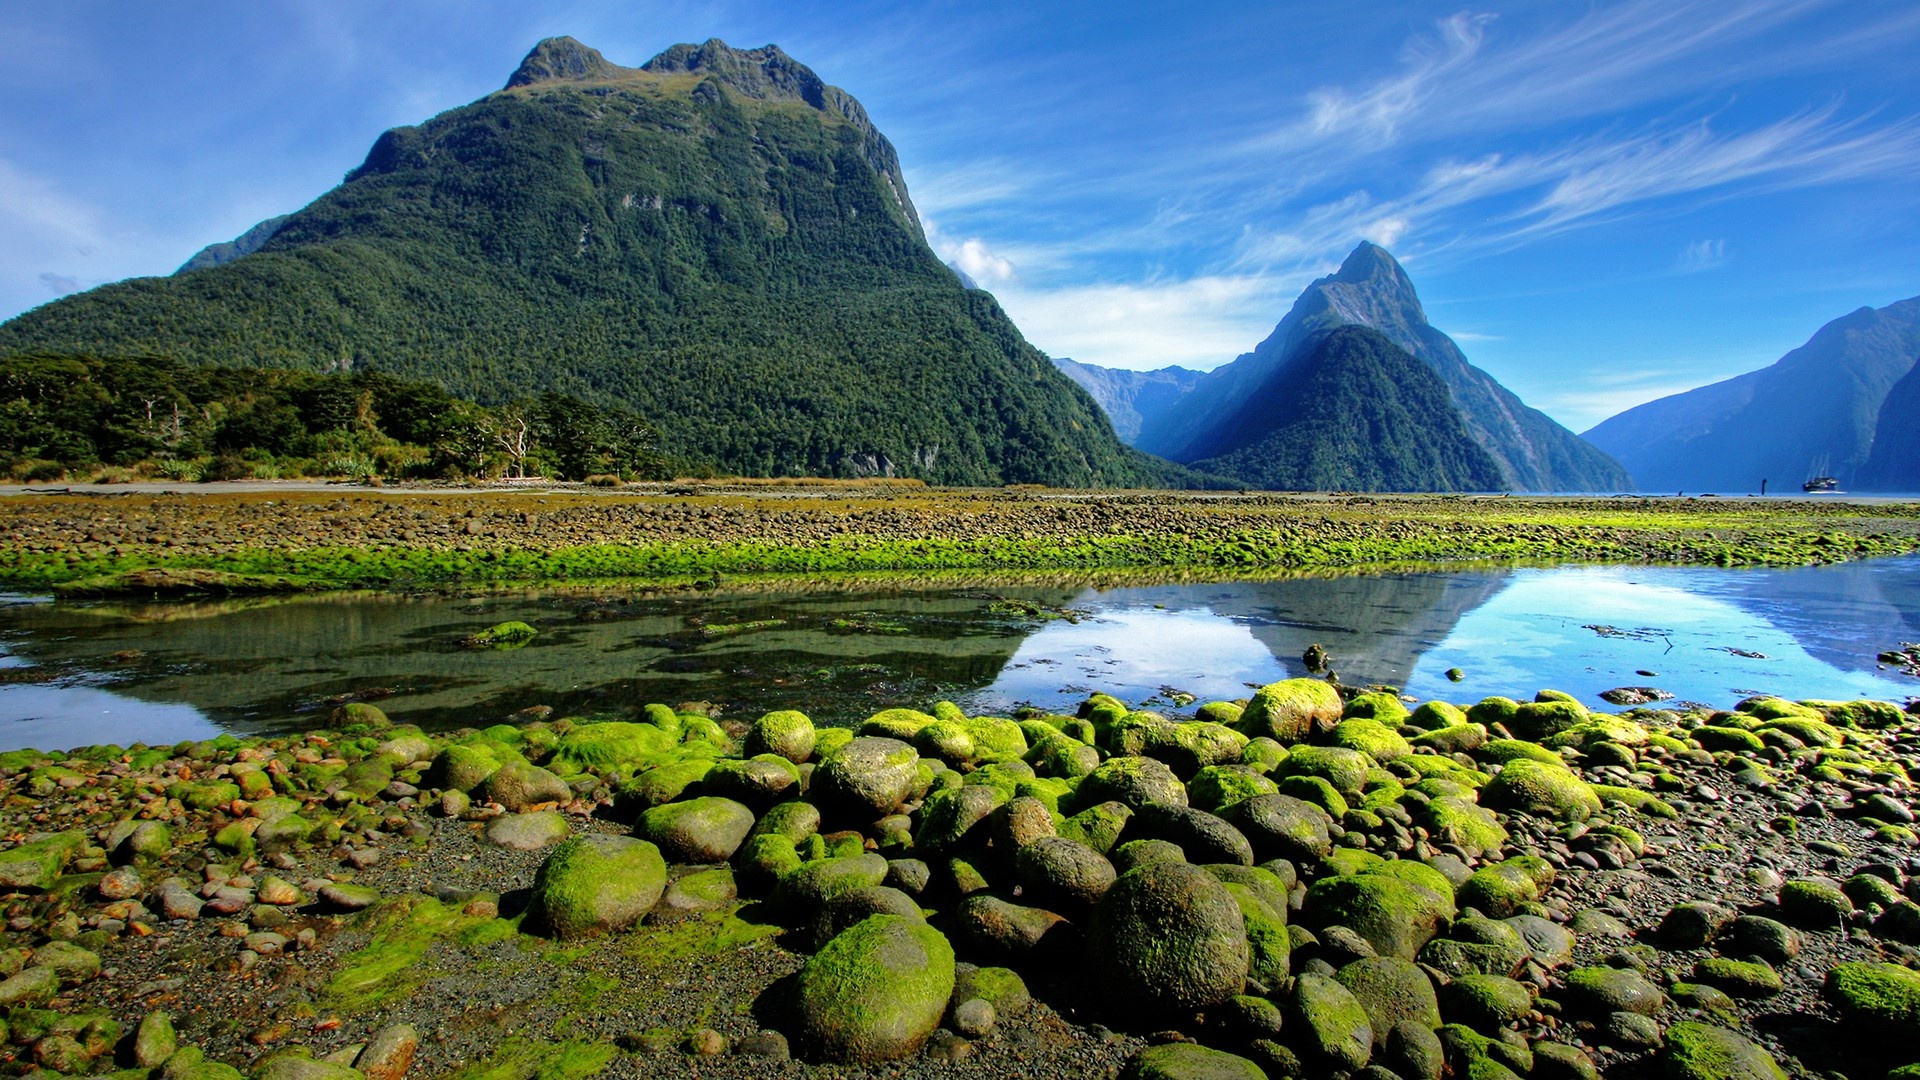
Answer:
[0,354,670,483]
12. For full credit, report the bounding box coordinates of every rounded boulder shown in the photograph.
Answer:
[793,914,955,1063]
[1089,861,1250,1017]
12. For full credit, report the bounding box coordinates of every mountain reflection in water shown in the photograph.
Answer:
[1,555,1915,751]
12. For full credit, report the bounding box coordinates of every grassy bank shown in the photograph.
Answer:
[2,486,1919,595]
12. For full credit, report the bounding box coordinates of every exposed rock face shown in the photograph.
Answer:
[1586,296,1920,492]
[1131,242,1628,492]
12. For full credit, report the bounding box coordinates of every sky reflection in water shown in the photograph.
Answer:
[1,555,1916,751]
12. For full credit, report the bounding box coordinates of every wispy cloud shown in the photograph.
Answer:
[38,273,83,296]
[1675,239,1728,274]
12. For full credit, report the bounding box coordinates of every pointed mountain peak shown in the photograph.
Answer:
[506,37,624,89]
[1306,240,1427,328]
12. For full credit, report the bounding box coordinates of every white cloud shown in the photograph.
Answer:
[994,274,1304,372]
[1675,239,1728,274]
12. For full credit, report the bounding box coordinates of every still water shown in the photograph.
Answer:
[1,556,1916,751]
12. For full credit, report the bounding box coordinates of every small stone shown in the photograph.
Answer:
[734,1031,790,1059]
[1601,1010,1663,1049]
[159,882,205,920]
[134,1011,178,1068]
[686,1028,727,1056]
[257,876,304,906]
[99,866,143,900]
[483,810,572,851]
[246,932,290,955]
[319,883,381,911]
[952,998,996,1038]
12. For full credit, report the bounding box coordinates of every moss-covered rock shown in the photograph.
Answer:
[1059,800,1133,854]
[1417,795,1508,856]
[1658,1021,1789,1079]
[1690,958,1783,998]
[1014,836,1116,912]
[531,834,667,939]
[1563,965,1665,1016]
[953,894,1068,959]
[1276,745,1373,797]
[1127,803,1255,866]
[1304,868,1456,960]
[859,708,937,741]
[744,709,816,764]
[1825,961,1920,1037]
[1779,877,1853,927]
[1227,792,1333,863]
[1409,700,1469,731]
[1187,765,1280,815]
[1507,699,1587,740]
[1480,759,1600,821]
[1337,956,1441,1047]
[462,620,536,648]
[1457,856,1554,918]
[0,830,87,891]
[914,784,1008,854]
[637,796,756,863]
[1332,718,1412,762]
[813,737,922,819]
[793,914,954,1063]
[1089,861,1249,1016]
[1146,721,1248,777]
[1238,679,1343,743]
[1120,1043,1268,1080]
[1288,971,1374,1071]
[1440,973,1532,1032]
[1076,755,1188,811]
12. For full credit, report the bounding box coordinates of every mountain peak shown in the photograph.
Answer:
[505,37,622,89]
[1333,241,1400,282]
[642,38,828,109]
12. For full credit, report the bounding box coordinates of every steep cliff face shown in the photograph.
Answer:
[1134,243,1628,492]
[0,37,1170,487]
[1586,297,1920,492]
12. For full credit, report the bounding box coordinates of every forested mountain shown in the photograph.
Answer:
[1189,326,1506,492]
[0,37,1173,487]
[1050,358,1204,444]
[1130,243,1628,492]
[1584,297,1920,492]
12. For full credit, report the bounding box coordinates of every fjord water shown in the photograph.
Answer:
[1,557,1916,751]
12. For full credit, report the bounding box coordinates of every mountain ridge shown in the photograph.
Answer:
[1584,296,1920,492]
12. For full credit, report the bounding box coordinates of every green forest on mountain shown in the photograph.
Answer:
[1193,327,1507,492]
[0,354,667,483]
[0,49,1172,488]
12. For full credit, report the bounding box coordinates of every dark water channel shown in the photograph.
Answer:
[2,556,1918,752]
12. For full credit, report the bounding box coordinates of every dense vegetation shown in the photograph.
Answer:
[0,40,1172,488]
[1194,326,1507,492]
[0,353,667,482]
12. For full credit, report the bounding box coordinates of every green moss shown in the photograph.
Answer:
[963,716,1029,764]
[1590,784,1678,818]
[1331,718,1412,762]
[1693,726,1766,753]
[1277,774,1349,819]
[1660,1021,1788,1080]
[1304,867,1456,959]
[1819,699,1905,730]
[464,620,538,648]
[1344,691,1411,726]
[1480,759,1601,821]
[533,834,668,940]
[1277,745,1372,796]
[1754,717,1845,747]
[794,914,956,1063]
[1419,795,1508,855]
[438,1037,616,1080]
[1238,679,1343,743]
[549,722,676,776]
[324,895,503,1012]
[861,708,936,740]
[1408,700,1468,731]
[1060,801,1133,854]
[1477,739,1564,766]
[1467,696,1520,730]
[1457,856,1554,918]
[913,719,975,764]
[1826,961,1920,1035]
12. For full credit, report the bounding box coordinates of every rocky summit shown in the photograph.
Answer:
[0,37,1166,488]
[3,674,1920,1078]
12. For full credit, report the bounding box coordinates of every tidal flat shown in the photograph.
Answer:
[2,485,1920,595]
[1,486,1919,1080]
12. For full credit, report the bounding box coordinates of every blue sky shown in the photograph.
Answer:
[3,1,1918,431]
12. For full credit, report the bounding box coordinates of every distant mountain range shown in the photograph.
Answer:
[0,37,1177,488]
[1057,243,1629,493]
[1584,296,1920,493]
[1051,358,1204,444]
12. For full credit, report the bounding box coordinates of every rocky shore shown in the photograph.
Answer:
[2,676,1920,1080]
[3,487,1919,594]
